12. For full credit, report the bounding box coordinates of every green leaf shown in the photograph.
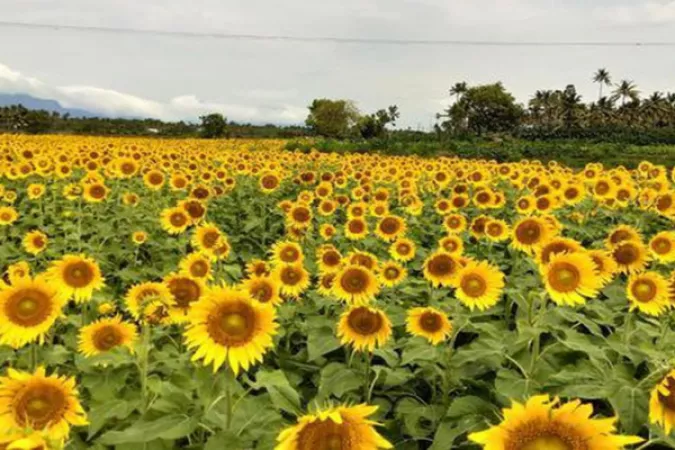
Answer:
[316,362,362,401]
[495,369,537,401]
[307,325,341,361]
[608,384,649,434]
[97,414,198,445]
[87,399,138,439]
[429,416,484,450]
[255,369,301,415]
[205,432,248,450]
[445,396,497,419]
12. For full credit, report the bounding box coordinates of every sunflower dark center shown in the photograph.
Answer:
[93,326,123,351]
[340,269,369,294]
[461,275,487,297]
[15,383,67,430]
[420,312,442,332]
[65,262,94,288]
[348,308,382,335]
[632,280,656,302]
[548,263,580,292]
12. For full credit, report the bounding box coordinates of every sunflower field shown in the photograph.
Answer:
[2,135,675,449]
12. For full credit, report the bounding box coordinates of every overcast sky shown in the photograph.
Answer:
[1,0,674,128]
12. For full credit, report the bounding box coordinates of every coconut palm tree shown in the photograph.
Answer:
[612,80,639,106]
[593,68,612,101]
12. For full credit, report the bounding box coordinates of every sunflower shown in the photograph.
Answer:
[82,183,109,203]
[332,264,380,305]
[275,404,391,450]
[0,206,18,226]
[319,223,336,240]
[423,251,461,287]
[160,207,191,235]
[542,252,602,306]
[246,259,270,278]
[179,252,213,280]
[122,192,139,206]
[626,271,669,316]
[377,261,407,287]
[443,214,467,234]
[192,223,223,254]
[180,199,208,224]
[405,307,452,345]
[452,260,504,311]
[469,215,489,239]
[78,315,137,357]
[259,172,281,193]
[345,218,369,240]
[0,367,88,441]
[337,306,392,352]
[46,254,104,303]
[131,231,147,245]
[317,246,343,274]
[606,225,641,249]
[484,219,510,243]
[511,217,554,254]
[375,216,406,241]
[274,264,311,299]
[184,286,278,374]
[0,276,64,348]
[438,235,464,255]
[588,249,618,286]
[515,195,535,215]
[287,204,313,228]
[0,432,53,449]
[650,369,675,434]
[124,281,173,322]
[469,395,641,450]
[143,170,165,190]
[5,262,31,285]
[389,238,416,262]
[649,231,675,263]
[317,272,337,296]
[164,273,205,322]
[22,231,48,256]
[271,241,305,266]
[611,241,650,274]
[243,275,282,306]
[535,237,582,267]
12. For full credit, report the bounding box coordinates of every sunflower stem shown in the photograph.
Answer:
[29,342,38,372]
[139,323,151,413]
[363,352,372,403]
[225,369,233,431]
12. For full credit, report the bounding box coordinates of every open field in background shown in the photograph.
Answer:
[3,135,675,448]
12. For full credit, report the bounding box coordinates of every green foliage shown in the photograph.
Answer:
[305,98,360,138]
[199,113,228,139]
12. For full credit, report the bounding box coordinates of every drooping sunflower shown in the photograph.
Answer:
[22,230,48,255]
[160,206,191,235]
[273,264,311,299]
[423,251,461,287]
[164,273,205,322]
[275,404,392,450]
[611,240,650,274]
[511,217,554,254]
[377,261,407,287]
[469,395,641,450]
[452,260,504,311]
[46,254,104,303]
[0,367,88,441]
[243,275,282,306]
[405,307,452,345]
[184,286,278,374]
[337,306,392,352]
[124,281,173,322]
[389,238,416,262]
[271,241,305,266]
[649,231,675,263]
[78,315,137,357]
[626,271,669,316]
[542,252,603,306]
[605,224,641,249]
[0,276,65,348]
[650,369,675,434]
[332,264,380,305]
[588,249,618,286]
[179,252,213,280]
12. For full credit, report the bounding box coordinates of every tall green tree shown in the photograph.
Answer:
[199,113,228,138]
[442,83,522,135]
[358,105,399,139]
[613,80,639,106]
[306,99,360,138]
[449,82,468,103]
[593,68,612,100]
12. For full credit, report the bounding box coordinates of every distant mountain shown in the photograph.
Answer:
[0,93,101,118]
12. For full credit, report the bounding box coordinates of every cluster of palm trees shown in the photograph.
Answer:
[526,69,675,130]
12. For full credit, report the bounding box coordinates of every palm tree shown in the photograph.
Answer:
[612,80,639,106]
[449,82,468,103]
[593,68,612,100]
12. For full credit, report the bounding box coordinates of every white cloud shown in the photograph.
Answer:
[0,62,306,123]
[599,1,675,25]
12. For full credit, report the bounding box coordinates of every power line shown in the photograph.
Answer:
[1,20,675,47]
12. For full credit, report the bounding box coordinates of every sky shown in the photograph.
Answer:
[0,0,674,128]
